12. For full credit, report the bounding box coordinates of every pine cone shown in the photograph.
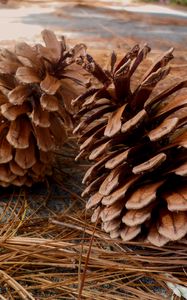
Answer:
[0,30,86,187]
[73,45,187,247]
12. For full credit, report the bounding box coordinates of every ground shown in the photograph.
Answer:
[0,1,187,299]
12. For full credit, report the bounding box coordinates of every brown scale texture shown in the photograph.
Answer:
[73,44,187,247]
[0,29,87,187]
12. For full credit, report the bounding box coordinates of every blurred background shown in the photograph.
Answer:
[1,0,186,84]
[0,0,187,51]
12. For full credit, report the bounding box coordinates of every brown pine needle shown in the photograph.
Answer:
[78,210,99,299]
[0,295,8,300]
[0,270,35,300]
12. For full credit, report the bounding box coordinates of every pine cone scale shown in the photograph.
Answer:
[0,137,12,163]
[16,66,41,84]
[40,73,61,95]
[40,94,59,111]
[8,85,31,105]
[6,117,31,149]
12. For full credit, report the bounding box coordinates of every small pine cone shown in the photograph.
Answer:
[0,29,87,187]
[73,44,187,247]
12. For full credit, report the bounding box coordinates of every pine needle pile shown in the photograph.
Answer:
[0,29,86,187]
[0,183,186,300]
[73,45,187,247]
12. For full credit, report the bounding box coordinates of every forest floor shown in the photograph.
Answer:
[0,1,187,299]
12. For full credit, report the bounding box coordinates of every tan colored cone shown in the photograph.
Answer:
[0,29,87,186]
[74,45,187,246]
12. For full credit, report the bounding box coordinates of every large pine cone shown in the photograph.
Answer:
[0,30,86,187]
[73,45,187,247]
